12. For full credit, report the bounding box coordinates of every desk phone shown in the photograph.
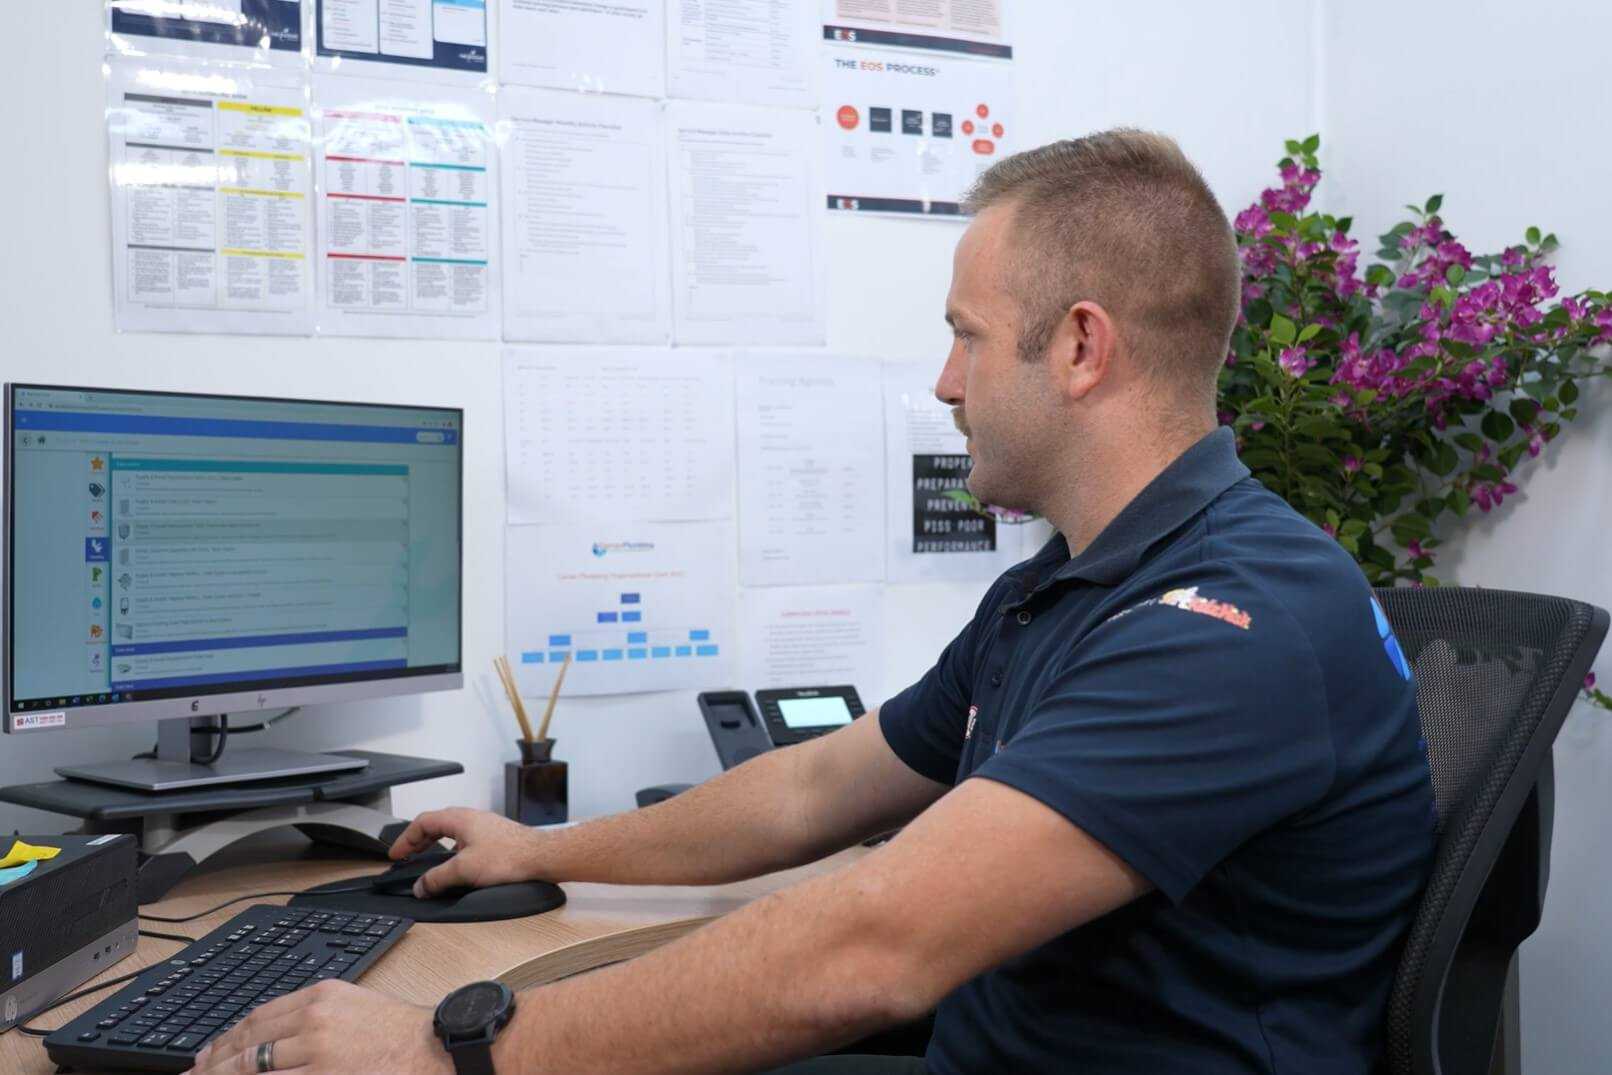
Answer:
[696,686,865,770]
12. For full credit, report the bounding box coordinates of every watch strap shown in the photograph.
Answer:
[447,1041,496,1075]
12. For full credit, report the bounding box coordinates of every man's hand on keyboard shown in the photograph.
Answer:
[185,980,450,1075]
[389,807,545,898]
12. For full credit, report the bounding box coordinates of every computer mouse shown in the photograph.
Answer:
[371,848,460,896]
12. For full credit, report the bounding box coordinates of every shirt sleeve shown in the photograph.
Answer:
[879,578,1012,785]
[972,563,1335,904]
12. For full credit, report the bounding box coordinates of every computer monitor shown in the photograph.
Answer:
[3,384,463,789]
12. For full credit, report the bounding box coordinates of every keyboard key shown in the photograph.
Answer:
[169,1032,207,1051]
[110,1032,141,1045]
[138,1032,175,1048]
[76,1031,100,1043]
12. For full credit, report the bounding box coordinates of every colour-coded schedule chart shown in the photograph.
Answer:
[315,76,497,337]
[505,522,734,697]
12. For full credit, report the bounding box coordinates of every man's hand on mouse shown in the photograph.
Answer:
[389,807,546,898]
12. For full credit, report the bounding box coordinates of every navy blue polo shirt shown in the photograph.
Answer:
[881,427,1436,1074]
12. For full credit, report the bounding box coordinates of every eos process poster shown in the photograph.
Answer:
[822,44,1013,216]
[107,57,314,335]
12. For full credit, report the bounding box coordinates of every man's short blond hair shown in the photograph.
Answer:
[963,129,1241,404]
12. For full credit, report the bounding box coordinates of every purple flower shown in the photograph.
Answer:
[1235,205,1272,237]
[1407,540,1434,564]
[1321,522,1338,538]
[1596,309,1612,343]
[1588,672,1599,691]
[1343,455,1362,473]
[1279,346,1314,378]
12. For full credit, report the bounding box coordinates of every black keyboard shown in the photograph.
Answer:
[43,904,411,1073]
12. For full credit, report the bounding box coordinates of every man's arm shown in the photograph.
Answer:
[191,774,1151,1075]
[393,707,950,895]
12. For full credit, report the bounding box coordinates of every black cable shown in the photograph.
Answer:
[137,881,372,924]
[11,930,195,1037]
[193,715,228,765]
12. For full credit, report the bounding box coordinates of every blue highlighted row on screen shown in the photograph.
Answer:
[523,646,719,663]
[597,611,645,623]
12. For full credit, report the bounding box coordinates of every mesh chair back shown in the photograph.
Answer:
[1376,587,1607,1075]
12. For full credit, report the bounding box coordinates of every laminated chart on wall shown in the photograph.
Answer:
[315,0,490,84]
[107,57,314,335]
[882,362,1034,582]
[500,88,669,344]
[313,75,498,337]
[668,0,816,108]
[503,349,735,525]
[822,43,1014,217]
[667,102,825,346]
[822,0,1012,59]
[505,521,736,697]
[108,0,307,66]
[738,584,883,700]
[735,354,885,587]
[499,0,664,98]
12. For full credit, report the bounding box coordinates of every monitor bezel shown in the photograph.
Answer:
[3,382,465,734]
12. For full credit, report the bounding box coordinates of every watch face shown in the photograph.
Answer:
[441,982,507,1035]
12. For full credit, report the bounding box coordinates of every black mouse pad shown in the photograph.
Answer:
[290,875,566,923]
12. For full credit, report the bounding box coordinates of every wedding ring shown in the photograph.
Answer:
[255,1040,277,1072]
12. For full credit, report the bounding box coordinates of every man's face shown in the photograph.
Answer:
[935,204,1060,512]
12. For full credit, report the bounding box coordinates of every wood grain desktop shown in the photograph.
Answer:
[1,831,866,1074]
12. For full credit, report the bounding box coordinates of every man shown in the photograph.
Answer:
[190,130,1435,1075]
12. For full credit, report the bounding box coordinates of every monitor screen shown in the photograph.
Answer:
[777,695,855,730]
[6,385,462,721]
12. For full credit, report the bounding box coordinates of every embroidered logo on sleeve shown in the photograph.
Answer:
[964,705,978,741]
[1106,586,1253,630]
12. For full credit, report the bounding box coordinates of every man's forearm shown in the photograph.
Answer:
[522,746,824,886]
[489,859,928,1074]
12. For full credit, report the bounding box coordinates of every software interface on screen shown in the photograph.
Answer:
[8,387,461,713]
[777,696,854,729]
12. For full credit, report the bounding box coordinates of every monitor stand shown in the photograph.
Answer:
[56,716,369,792]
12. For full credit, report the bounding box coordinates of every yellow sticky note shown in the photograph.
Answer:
[0,840,61,870]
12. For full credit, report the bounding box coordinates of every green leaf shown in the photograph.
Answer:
[1509,398,1541,425]
[1302,133,1320,153]
[1297,323,1323,343]
[1428,441,1459,476]
[1526,225,1542,245]
[1269,210,1299,233]
[1335,216,1353,234]
[1366,264,1396,288]
[1561,379,1580,404]
[1471,464,1506,482]
[1448,487,1470,516]
[1454,432,1485,452]
[1445,264,1466,285]
[1425,194,1444,215]
[1563,407,1579,421]
[1481,412,1515,441]
[1295,443,1338,468]
[1392,513,1432,540]
[1270,313,1297,345]
[1285,140,1303,155]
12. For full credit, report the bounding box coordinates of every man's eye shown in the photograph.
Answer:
[954,330,972,343]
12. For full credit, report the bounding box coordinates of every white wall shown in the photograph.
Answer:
[1321,2,1612,1071]
[0,0,1319,832]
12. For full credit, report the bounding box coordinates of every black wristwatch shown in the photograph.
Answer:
[433,980,517,1075]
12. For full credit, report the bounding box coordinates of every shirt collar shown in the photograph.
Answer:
[1027,426,1250,590]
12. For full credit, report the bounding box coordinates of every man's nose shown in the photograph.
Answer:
[935,340,965,406]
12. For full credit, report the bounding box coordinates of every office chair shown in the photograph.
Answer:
[1376,586,1608,1075]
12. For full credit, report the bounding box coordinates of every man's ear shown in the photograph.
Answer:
[1049,300,1120,402]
